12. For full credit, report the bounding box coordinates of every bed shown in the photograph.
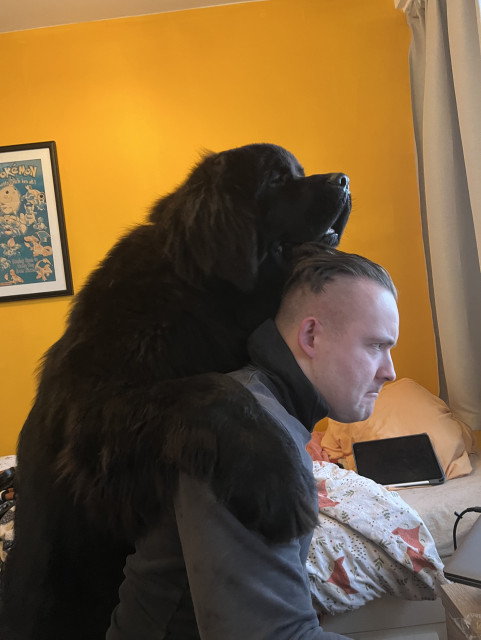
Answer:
[308,378,481,640]
[1,379,480,640]
[306,453,481,640]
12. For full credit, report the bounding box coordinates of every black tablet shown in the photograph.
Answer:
[352,433,446,487]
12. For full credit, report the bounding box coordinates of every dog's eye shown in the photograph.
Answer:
[269,173,286,187]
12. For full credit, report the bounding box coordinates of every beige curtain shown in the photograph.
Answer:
[395,0,481,430]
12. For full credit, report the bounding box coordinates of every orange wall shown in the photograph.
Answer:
[0,0,438,454]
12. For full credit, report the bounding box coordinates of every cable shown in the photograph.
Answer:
[452,506,481,549]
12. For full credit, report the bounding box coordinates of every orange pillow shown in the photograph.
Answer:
[322,378,477,479]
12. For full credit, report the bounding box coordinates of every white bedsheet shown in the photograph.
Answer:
[397,452,481,558]
[0,456,16,472]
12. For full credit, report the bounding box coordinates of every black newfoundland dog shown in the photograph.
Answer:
[2,143,351,639]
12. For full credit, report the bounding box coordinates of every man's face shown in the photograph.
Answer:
[305,277,399,423]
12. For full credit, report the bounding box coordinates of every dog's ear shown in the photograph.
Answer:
[151,151,260,292]
[208,221,259,293]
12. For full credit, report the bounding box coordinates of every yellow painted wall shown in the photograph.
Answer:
[0,0,438,455]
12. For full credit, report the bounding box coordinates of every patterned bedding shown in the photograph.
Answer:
[0,458,16,569]
[307,461,446,615]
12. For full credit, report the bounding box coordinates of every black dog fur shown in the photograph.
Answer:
[2,143,351,639]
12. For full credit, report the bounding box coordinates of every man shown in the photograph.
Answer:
[107,246,399,639]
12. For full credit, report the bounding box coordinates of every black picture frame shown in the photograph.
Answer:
[0,141,73,302]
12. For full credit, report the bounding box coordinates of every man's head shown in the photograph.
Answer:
[276,245,399,423]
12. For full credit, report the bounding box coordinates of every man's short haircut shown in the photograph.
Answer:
[282,243,397,300]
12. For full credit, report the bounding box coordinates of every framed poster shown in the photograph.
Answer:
[0,141,73,302]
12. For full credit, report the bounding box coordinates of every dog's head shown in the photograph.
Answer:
[150,143,351,292]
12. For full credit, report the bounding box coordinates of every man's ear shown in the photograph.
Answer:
[297,317,320,359]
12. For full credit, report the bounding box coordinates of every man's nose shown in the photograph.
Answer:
[380,354,396,382]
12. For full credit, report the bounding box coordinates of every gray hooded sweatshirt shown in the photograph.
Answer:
[107,319,351,640]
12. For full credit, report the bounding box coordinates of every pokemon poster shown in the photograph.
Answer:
[0,143,72,301]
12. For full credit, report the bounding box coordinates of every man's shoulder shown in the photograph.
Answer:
[229,367,310,450]
[229,366,275,403]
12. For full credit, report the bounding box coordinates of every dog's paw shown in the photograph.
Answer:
[167,373,318,543]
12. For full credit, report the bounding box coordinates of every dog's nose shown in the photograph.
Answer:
[327,173,350,189]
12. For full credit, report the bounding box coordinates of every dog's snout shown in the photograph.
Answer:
[327,173,349,189]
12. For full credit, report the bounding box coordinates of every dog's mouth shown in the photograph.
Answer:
[320,227,339,247]
[269,215,344,258]
[317,192,351,248]
[269,210,348,262]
